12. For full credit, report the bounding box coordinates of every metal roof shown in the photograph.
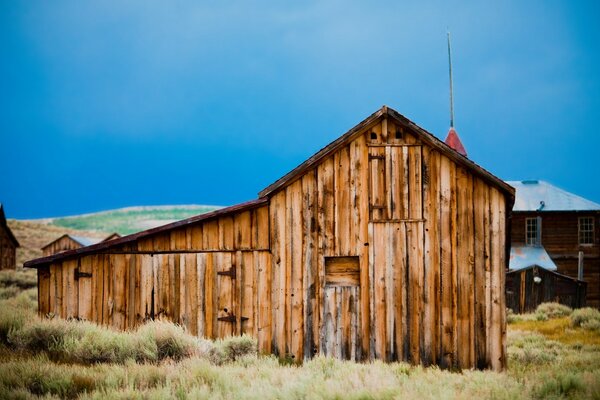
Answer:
[69,235,103,247]
[509,245,557,271]
[507,180,600,212]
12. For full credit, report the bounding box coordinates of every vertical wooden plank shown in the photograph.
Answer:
[241,251,254,335]
[185,253,198,335]
[216,252,233,338]
[422,149,440,365]
[439,156,454,368]
[38,267,51,316]
[287,179,304,362]
[170,229,186,251]
[77,257,93,321]
[317,156,335,359]
[172,254,181,324]
[257,250,272,353]
[104,255,112,326]
[335,146,352,255]
[219,217,234,251]
[127,255,136,329]
[369,147,386,221]
[354,134,370,360]
[302,171,318,360]
[406,221,423,364]
[139,255,152,323]
[204,253,216,338]
[254,206,270,250]
[235,251,243,335]
[234,211,252,250]
[456,167,474,368]
[394,223,407,361]
[62,259,78,319]
[52,263,62,316]
[190,225,203,250]
[483,185,492,367]
[368,222,376,359]
[489,188,503,371]
[270,190,287,356]
[373,223,387,360]
[112,255,127,330]
[320,286,336,357]
[474,179,488,368]
[385,223,395,360]
[196,253,207,337]
[202,220,218,250]
[498,190,507,370]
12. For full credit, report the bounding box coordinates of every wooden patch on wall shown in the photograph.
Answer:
[325,256,360,286]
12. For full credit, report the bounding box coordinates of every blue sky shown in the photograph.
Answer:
[1,1,599,219]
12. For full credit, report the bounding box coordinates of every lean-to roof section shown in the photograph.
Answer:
[25,198,268,268]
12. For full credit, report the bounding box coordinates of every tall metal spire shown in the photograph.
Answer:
[447,30,455,128]
[444,31,467,157]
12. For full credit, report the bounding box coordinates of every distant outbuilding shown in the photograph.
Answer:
[0,204,19,270]
[42,233,121,257]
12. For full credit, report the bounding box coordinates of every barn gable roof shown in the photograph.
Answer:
[0,204,20,247]
[258,106,514,198]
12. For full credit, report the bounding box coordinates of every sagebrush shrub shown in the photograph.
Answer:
[535,302,572,319]
[571,307,600,329]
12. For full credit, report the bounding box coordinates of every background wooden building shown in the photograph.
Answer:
[42,233,122,257]
[0,204,20,270]
[26,106,514,371]
[508,180,600,308]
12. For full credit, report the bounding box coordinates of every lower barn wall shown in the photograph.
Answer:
[38,251,273,346]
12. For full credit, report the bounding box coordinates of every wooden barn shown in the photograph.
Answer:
[0,204,20,270]
[42,233,122,257]
[25,106,514,371]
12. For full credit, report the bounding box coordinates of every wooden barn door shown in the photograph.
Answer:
[320,257,361,360]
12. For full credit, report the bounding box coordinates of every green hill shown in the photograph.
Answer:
[46,205,221,236]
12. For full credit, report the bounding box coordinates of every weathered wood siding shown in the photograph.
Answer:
[35,114,509,371]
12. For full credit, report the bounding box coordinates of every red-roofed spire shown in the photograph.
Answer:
[445,127,467,156]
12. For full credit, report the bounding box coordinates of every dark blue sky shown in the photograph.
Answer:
[1,1,599,219]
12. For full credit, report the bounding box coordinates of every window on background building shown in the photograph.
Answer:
[526,217,541,246]
[579,217,594,245]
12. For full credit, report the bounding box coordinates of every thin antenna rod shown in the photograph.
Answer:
[447,31,455,128]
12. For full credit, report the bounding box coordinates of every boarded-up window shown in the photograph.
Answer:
[325,256,360,286]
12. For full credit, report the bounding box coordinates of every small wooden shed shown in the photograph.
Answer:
[26,106,514,370]
[0,204,20,270]
[42,233,122,257]
[506,265,586,313]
